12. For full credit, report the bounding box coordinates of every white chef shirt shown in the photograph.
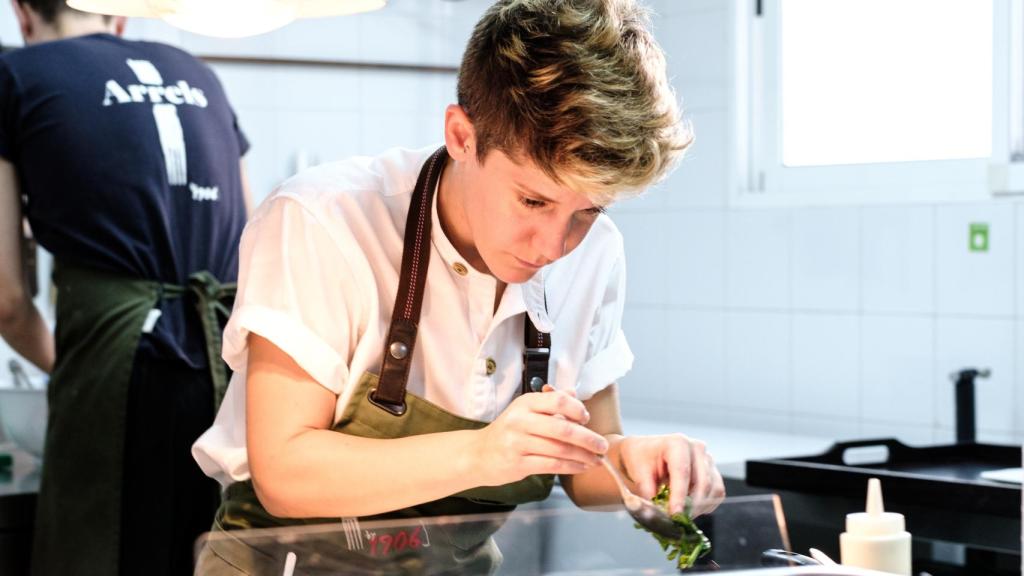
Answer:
[192,145,634,487]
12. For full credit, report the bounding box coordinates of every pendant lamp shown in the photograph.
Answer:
[66,0,386,38]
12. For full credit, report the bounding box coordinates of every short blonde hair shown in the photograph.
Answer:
[457,0,691,204]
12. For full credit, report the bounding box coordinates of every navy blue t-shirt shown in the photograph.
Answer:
[0,34,249,368]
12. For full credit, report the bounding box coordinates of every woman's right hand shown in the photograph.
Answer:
[471,387,609,486]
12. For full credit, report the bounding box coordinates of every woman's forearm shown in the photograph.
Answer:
[251,426,486,519]
[0,300,54,373]
[559,433,627,508]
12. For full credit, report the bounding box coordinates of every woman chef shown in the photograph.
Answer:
[192,0,725,573]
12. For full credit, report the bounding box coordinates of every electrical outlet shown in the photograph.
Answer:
[968,222,989,253]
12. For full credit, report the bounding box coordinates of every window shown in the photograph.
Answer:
[738,0,1015,205]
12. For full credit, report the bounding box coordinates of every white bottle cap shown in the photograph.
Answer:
[845,478,905,536]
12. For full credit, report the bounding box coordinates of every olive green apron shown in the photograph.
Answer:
[196,373,555,576]
[195,147,555,575]
[31,264,236,576]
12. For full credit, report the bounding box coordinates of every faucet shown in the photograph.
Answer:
[950,367,990,444]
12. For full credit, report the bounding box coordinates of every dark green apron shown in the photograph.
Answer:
[194,147,555,575]
[31,264,235,576]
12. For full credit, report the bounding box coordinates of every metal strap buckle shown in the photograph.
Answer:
[368,387,407,416]
[522,347,550,393]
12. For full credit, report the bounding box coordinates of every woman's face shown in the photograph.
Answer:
[458,149,606,284]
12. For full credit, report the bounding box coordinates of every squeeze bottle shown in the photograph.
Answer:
[839,477,912,575]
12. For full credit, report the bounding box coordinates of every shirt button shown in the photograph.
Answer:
[485,357,497,376]
[452,262,468,276]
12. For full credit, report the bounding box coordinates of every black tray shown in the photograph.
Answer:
[745,438,1021,517]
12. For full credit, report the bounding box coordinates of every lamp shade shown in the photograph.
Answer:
[149,0,298,38]
[66,0,386,36]
[298,0,385,17]
[67,0,156,17]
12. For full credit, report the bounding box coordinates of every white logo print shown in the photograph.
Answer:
[189,182,219,201]
[102,59,217,200]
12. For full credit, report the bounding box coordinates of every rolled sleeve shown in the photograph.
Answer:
[222,194,363,394]
[224,305,349,394]
[576,328,633,400]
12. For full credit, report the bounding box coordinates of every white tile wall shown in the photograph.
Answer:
[277,66,363,112]
[615,211,671,306]
[791,313,860,419]
[724,311,790,412]
[666,210,726,308]
[619,307,670,403]
[208,63,276,111]
[1017,321,1023,440]
[357,12,432,64]
[859,420,935,446]
[358,111,425,157]
[726,209,791,309]
[665,110,729,209]
[934,204,1015,317]
[860,315,934,426]
[276,107,361,164]
[621,399,794,435]
[1017,204,1024,318]
[861,205,935,314]
[790,414,861,442]
[646,0,723,19]
[791,208,860,312]
[657,8,729,84]
[665,309,726,406]
[271,16,362,62]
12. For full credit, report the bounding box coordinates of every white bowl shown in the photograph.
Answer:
[0,386,47,458]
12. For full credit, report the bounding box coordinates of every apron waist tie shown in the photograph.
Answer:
[161,271,236,411]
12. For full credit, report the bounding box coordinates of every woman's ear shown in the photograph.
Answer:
[111,16,127,37]
[11,0,34,42]
[443,104,476,163]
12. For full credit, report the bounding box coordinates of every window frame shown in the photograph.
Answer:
[990,0,1024,195]
[733,0,1015,207]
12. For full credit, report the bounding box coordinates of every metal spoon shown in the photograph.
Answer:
[600,456,683,540]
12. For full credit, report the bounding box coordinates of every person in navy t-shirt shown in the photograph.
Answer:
[0,1,251,574]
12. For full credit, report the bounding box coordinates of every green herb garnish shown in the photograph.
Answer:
[636,485,712,570]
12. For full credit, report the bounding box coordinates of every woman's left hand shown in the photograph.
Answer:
[616,434,725,517]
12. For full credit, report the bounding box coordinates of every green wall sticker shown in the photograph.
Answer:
[968,222,989,253]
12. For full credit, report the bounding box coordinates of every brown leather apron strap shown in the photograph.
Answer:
[370,146,553,417]
[369,146,448,415]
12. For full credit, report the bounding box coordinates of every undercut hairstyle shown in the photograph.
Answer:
[457,0,691,204]
[18,0,109,24]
